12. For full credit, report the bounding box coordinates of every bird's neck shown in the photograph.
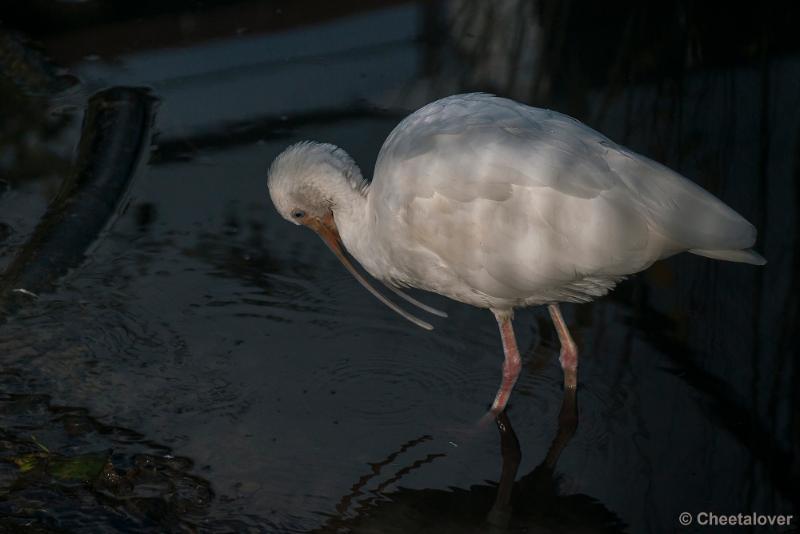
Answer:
[330,182,382,278]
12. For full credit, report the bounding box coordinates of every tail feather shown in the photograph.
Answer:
[689,248,766,265]
[607,149,759,252]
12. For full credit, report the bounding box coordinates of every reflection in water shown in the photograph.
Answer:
[318,389,625,533]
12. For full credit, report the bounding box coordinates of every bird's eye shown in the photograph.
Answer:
[291,209,306,219]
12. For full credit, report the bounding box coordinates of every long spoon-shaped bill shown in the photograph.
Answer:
[308,215,434,331]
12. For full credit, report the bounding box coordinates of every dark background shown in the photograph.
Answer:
[0,1,797,532]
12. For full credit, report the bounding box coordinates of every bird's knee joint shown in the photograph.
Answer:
[559,349,578,371]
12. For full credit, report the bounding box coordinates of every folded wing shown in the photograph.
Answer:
[371,93,761,301]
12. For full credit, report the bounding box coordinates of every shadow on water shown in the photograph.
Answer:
[0,1,798,532]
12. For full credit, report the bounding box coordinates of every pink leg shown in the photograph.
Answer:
[489,310,522,414]
[548,303,578,390]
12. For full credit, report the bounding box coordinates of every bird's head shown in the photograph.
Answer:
[267,141,362,283]
[267,141,436,330]
[268,140,363,225]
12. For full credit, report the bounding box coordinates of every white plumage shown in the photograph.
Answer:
[267,93,765,415]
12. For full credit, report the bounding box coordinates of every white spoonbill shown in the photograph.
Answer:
[267,93,765,415]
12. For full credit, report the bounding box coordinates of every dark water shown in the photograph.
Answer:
[0,2,798,532]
